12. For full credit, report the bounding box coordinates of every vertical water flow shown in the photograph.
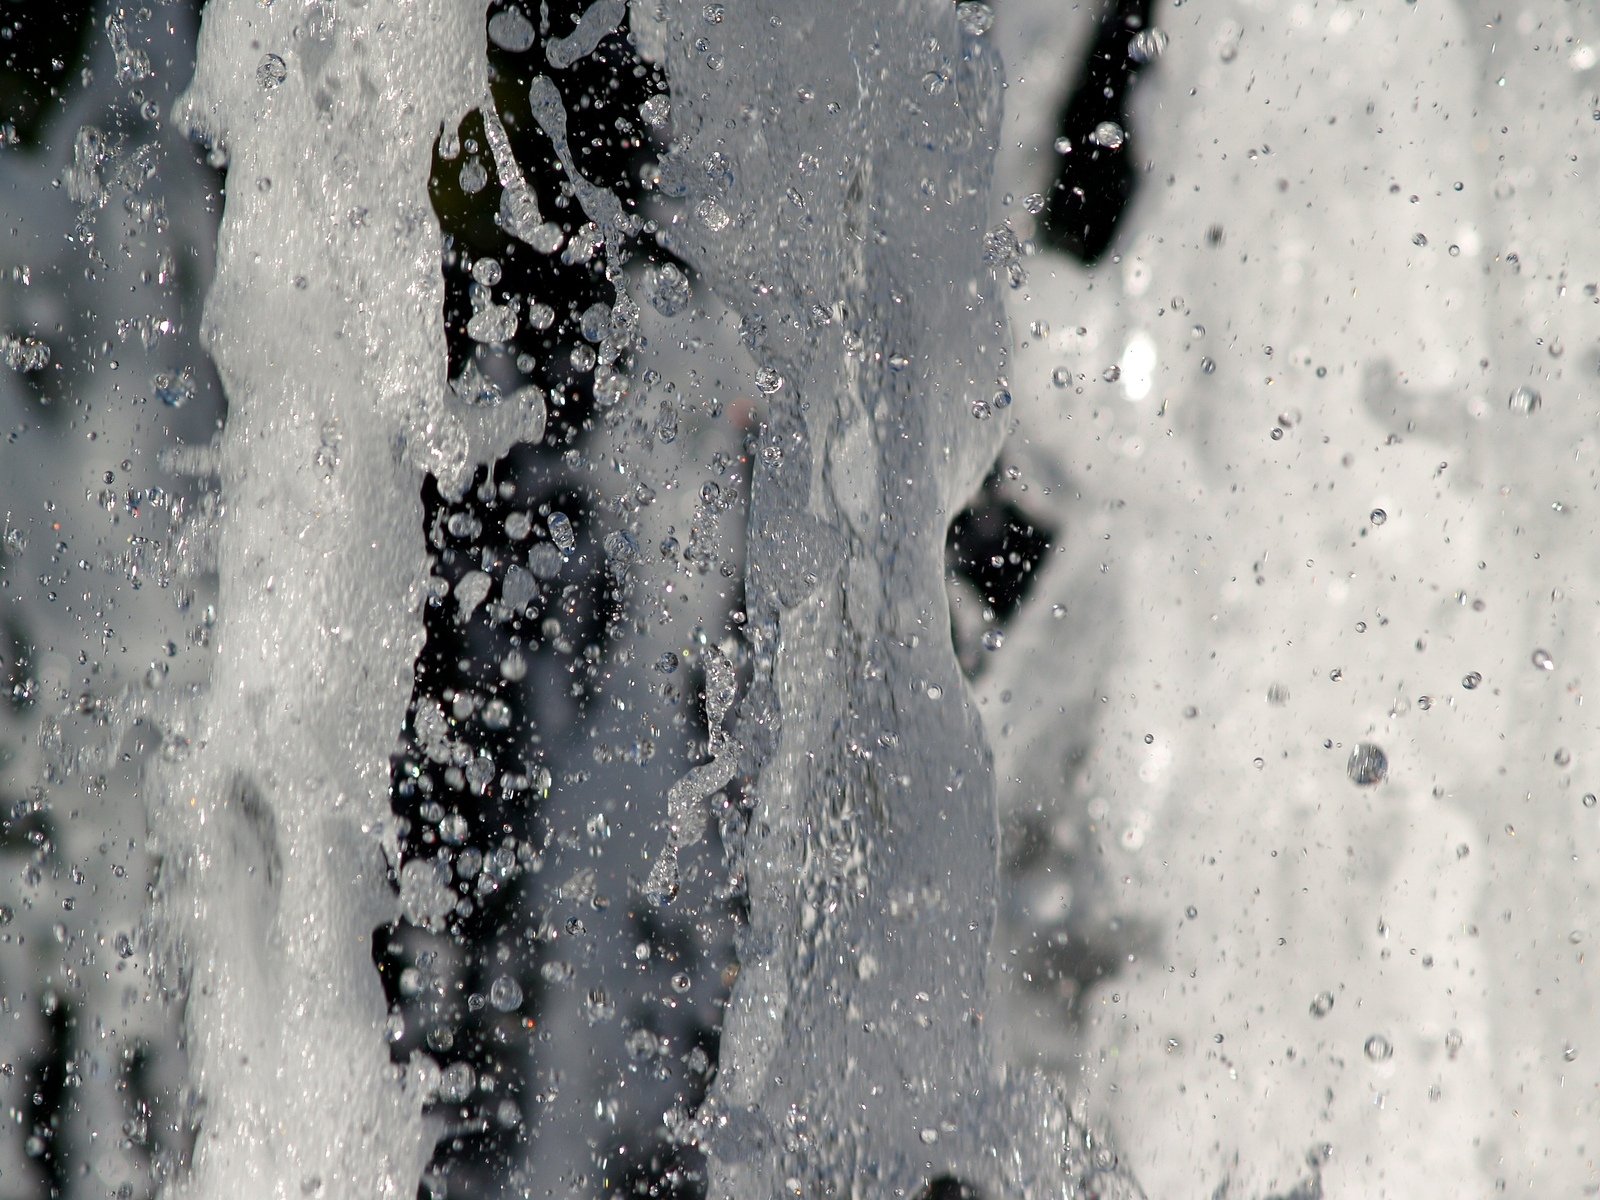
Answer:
[990,1,1514,1194]
[655,3,1134,1195]
[150,3,525,1195]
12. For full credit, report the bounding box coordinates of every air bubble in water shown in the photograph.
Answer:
[1532,648,1555,671]
[1369,508,1387,526]
[1364,1034,1394,1062]
[1507,385,1542,415]
[981,629,1004,651]
[754,366,784,394]
[1347,742,1387,786]
[1309,991,1334,1018]
[1090,120,1126,150]
[1462,671,1482,690]
[256,53,287,90]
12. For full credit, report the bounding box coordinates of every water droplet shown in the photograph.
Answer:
[1309,991,1334,1018]
[1507,386,1542,415]
[1369,508,1387,526]
[439,1062,475,1101]
[1364,1034,1394,1062]
[153,367,195,409]
[488,8,537,52]
[646,263,691,315]
[489,976,524,1012]
[981,629,1004,651]
[256,53,288,90]
[1089,120,1126,150]
[1347,742,1387,786]
[1128,28,1168,63]
[604,530,638,571]
[528,542,563,579]
[527,222,565,255]
[640,93,671,128]
[1532,648,1555,671]
[695,198,731,231]
[547,512,576,553]
[955,1,994,36]
[1462,671,1482,690]
[1,334,50,373]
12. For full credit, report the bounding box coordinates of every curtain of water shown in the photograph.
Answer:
[650,1,1136,1195]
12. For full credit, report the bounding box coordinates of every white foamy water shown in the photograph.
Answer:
[146,3,535,1196]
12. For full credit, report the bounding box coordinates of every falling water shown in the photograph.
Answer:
[8,1,1600,1198]
[649,1,1137,1195]
[147,3,519,1196]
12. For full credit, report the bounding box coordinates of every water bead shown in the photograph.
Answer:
[256,53,287,90]
[1346,742,1387,786]
[1507,385,1542,415]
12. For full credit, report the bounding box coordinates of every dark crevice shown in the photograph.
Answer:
[918,1176,982,1200]
[947,473,1055,625]
[22,995,73,1200]
[1035,0,1158,265]
[0,0,97,148]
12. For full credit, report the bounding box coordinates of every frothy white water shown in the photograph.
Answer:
[147,3,537,1196]
[651,2,1137,1195]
